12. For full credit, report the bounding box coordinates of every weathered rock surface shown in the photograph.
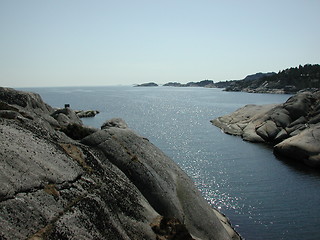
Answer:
[274,125,320,167]
[75,110,100,118]
[101,118,129,129]
[0,87,239,240]
[81,125,237,240]
[51,107,83,127]
[211,91,320,167]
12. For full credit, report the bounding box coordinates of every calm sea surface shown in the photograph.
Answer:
[22,86,320,240]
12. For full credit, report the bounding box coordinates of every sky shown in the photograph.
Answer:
[0,0,319,87]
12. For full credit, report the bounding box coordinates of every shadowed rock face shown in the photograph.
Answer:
[0,87,239,240]
[211,91,320,168]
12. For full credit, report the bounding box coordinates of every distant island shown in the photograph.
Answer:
[134,82,158,87]
[134,80,215,88]
[163,80,215,88]
[134,64,320,94]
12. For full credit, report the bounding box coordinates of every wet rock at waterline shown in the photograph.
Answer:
[211,91,320,167]
[75,109,100,118]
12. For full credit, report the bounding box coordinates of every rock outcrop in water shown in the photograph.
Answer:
[211,91,320,167]
[0,87,240,240]
[75,109,100,118]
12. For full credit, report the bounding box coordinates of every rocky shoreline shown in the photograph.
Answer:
[0,87,240,240]
[211,91,320,168]
[75,109,100,118]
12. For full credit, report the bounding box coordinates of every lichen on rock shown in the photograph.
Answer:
[0,87,238,240]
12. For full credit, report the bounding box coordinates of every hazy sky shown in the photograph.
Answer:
[1,0,319,87]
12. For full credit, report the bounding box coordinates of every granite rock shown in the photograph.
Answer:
[212,91,320,168]
[0,87,239,240]
[81,127,237,240]
[101,118,129,129]
[75,110,100,118]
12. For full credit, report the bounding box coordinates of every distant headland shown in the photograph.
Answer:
[135,64,320,94]
[221,64,320,94]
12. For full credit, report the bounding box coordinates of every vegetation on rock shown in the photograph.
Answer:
[164,80,215,88]
[223,64,320,93]
[134,82,159,87]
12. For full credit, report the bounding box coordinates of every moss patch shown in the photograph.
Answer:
[60,143,93,173]
[44,184,60,198]
[60,123,95,140]
[151,216,194,240]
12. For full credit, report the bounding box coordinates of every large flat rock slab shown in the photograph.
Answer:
[0,122,83,200]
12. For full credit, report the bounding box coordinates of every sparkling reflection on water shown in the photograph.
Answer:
[25,86,320,240]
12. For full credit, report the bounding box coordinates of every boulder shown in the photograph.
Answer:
[274,129,289,142]
[269,107,292,127]
[274,124,320,167]
[255,120,280,141]
[242,122,265,142]
[101,118,129,129]
[288,116,307,127]
[51,108,82,127]
[283,92,314,120]
[75,110,100,118]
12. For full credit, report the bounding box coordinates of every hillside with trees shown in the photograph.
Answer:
[222,64,320,93]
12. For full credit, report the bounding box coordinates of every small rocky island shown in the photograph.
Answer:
[164,80,216,88]
[134,82,158,87]
[212,91,320,168]
[134,80,216,88]
[0,87,240,240]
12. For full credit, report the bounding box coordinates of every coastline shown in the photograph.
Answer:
[0,87,240,240]
[211,91,320,168]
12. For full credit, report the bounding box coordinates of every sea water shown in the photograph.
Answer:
[23,86,320,240]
